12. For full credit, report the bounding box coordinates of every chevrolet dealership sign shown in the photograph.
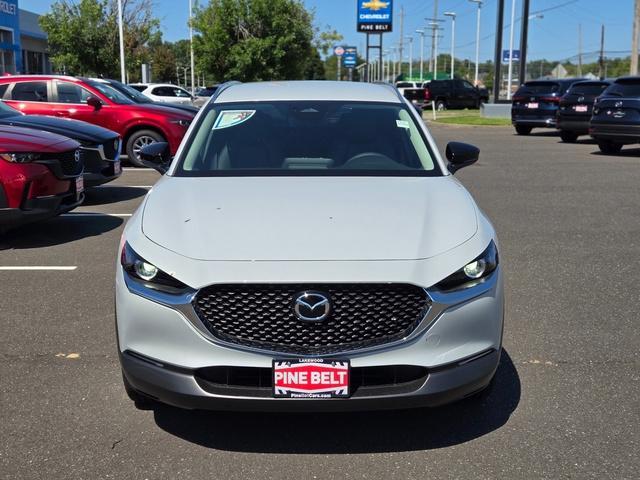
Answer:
[357,0,393,33]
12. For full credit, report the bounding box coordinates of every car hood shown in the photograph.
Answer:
[0,114,118,144]
[0,125,79,152]
[142,176,478,261]
[127,102,195,118]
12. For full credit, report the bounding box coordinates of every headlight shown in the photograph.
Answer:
[170,119,191,127]
[121,242,189,293]
[0,153,41,163]
[435,241,499,291]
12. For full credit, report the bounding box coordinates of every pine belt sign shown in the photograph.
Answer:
[357,0,393,33]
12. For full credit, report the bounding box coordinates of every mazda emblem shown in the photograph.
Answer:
[577,96,585,103]
[293,291,331,322]
[74,149,81,163]
[615,101,623,108]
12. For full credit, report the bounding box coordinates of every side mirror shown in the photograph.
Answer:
[446,142,479,174]
[86,96,102,110]
[140,142,170,174]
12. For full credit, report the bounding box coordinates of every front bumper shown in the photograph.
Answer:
[590,122,640,144]
[116,265,504,411]
[81,146,122,187]
[0,189,83,230]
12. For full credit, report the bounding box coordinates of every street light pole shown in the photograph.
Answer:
[469,0,483,85]
[416,30,425,82]
[444,12,456,79]
[507,0,516,99]
[189,0,196,95]
[117,0,126,83]
[405,37,414,79]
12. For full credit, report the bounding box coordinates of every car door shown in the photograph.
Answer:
[150,86,179,104]
[50,80,114,131]
[461,80,479,107]
[3,80,56,116]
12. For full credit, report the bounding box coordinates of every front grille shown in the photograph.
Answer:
[195,365,429,398]
[38,149,83,179]
[193,283,430,355]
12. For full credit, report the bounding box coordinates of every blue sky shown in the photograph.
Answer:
[26,0,633,62]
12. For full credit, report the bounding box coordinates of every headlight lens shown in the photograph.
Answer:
[436,241,499,291]
[121,242,189,293]
[0,153,41,163]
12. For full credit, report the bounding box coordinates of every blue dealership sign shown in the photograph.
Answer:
[502,49,521,63]
[343,47,357,68]
[357,0,393,33]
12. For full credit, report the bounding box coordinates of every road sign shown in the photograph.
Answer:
[343,47,357,68]
[503,49,521,62]
[334,46,345,56]
[357,0,393,33]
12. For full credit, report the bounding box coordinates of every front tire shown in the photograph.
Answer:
[126,129,165,167]
[560,130,579,143]
[597,141,623,154]
[515,125,532,135]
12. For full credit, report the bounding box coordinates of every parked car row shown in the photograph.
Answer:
[512,77,640,154]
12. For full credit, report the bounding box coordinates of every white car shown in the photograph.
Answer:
[117,81,504,411]
[128,83,194,106]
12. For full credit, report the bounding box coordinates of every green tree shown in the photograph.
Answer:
[40,0,160,79]
[192,0,315,82]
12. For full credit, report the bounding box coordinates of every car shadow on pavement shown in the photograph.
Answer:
[153,349,520,454]
[0,215,123,250]
[590,147,640,157]
[83,186,148,206]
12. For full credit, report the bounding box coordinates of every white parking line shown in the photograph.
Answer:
[0,266,77,271]
[61,213,133,217]
[123,168,155,171]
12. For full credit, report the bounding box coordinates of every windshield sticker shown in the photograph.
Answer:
[213,110,256,130]
[396,120,410,129]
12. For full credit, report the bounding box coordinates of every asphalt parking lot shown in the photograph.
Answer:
[1,124,638,479]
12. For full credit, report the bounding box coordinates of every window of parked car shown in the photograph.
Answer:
[198,87,218,97]
[516,82,560,94]
[9,81,48,102]
[152,86,191,98]
[604,80,640,97]
[55,81,93,103]
[84,80,133,104]
[396,82,414,88]
[177,101,440,177]
[567,82,609,96]
[128,85,147,92]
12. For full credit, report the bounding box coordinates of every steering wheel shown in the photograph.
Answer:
[342,152,395,169]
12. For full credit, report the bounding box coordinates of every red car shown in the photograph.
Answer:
[0,125,84,231]
[0,75,194,166]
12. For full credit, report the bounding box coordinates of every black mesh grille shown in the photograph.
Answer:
[39,149,83,178]
[193,284,430,355]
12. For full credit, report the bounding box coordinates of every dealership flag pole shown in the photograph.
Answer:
[117,0,126,83]
[507,0,516,99]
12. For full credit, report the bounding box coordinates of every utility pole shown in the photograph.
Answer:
[117,0,126,83]
[599,25,605,79]
[507,0,516,99]
[189,0,195,95]
[632,0,640,75]
[519,0,530,84]
[405,36,414,79]
[398,5,405,78]
[578,24,583,77]
[416,30,426,82]
[493,0,505,102]
[429,0,439,72]
[444,12,456,79]
[469,0,483,85]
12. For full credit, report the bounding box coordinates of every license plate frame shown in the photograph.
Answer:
[113,160,121,175]
[574,105,588,113]
[527,102,539,109]
[273,358,350,399]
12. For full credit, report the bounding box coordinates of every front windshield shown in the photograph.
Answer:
[176,101,440,177]
[108,80,152,103]
[0,100,19,118]
[85,80,134,104]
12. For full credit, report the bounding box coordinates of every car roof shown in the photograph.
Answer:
[215,81,403,104]
[0,74,80,83]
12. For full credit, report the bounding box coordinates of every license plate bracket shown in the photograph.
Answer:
[113,160,121,175]
[75,176,84,200]
[273,358,350,398]
[575,105,588,112]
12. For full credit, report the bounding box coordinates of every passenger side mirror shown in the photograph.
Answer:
[446,142,479,174]
[87,96,102,110]
[140,142,171,174]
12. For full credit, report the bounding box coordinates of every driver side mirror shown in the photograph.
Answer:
[86,96,102,110]
[140,142,171,174]
[446,142,479,174]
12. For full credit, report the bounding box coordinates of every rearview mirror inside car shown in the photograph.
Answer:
[86,96,102,110]
[446,142,480,174]
[140,142,171,174]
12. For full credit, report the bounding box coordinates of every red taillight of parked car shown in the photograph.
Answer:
[541,96,560,104]
[424,88,431,101]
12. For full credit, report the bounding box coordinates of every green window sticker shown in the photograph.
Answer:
[213,110,256,130]
[396,120,410,129]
